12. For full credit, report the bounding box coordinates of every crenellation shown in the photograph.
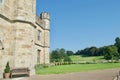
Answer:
[35,15,44,29]
[40,12,50,20]
[36,12,50,30]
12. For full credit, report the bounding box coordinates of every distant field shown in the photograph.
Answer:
[70,55,104,62]
[36,63,120,75]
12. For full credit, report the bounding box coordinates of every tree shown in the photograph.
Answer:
[64,55,72,62]
[75,50,81,55]
[80,47,90,56]
[103,45,119,60]
[88,47,98,56]
[66,51,74,56]
[50,48,69,62]
[76,47,101,56]
[97,47,104,56]
[50,49,61,62]
[114,37,120,56]
[59,48,66,59]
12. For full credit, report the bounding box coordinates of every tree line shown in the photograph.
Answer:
[75,37,120,60]
[50,48,73,62]
[50,37,120,62]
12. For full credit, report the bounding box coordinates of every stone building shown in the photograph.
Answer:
[0,0,50,78]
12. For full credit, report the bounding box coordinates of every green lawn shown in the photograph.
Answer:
[36,63,120,75]
[70,55,104,62]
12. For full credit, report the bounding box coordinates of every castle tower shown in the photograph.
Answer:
[0,0,36,22]
[40,12,50,63]
[13,0,36,22]
[0,0,50,78]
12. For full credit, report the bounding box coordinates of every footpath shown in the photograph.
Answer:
[1,68,120,80]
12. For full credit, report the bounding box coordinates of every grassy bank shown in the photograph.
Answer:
[70,56,104,62]
[36,63,120,75]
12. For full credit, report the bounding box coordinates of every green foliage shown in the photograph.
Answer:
[35,64,49,70]
[4,62,10,73]
[59,48,66,59]
[70,55,104,62]
[75,50,81,55]
[75,46,101,56]
[66,51,74,56]
[114,37,120,57]
[50,48,72,62]
[103,45,119,60]
[51,37,120,62]
[74,37,120,60]
[50,49,61,62]
[64,56,72,62]
[92,59,96,63]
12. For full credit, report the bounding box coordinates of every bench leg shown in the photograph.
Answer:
[10,74,12,78]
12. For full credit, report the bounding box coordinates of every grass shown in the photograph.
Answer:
[70,55,104,62]
[36,63,120,75]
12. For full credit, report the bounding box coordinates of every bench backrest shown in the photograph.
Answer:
[11,68,29,73]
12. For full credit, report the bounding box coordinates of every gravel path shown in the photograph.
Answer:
[20,68,119,80]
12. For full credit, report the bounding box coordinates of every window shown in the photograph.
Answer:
[0,40,2,50]
[37,50,41,64]
[37,30,41,40]
[0,40,4,50]
[0,0,3,4]
[0,0,4,6]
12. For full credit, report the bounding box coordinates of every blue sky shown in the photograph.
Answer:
[36,0,120,52]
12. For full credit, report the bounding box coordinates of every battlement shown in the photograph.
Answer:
[36,15,44,28]
[40,12,50,20]
[36,12,50,29]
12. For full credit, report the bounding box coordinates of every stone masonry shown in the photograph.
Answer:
[0,0,50,78]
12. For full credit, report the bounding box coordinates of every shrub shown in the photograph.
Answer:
[64,56,72,62]
[35,64,49,70]
[4,62,10,73]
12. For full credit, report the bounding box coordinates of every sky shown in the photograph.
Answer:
[36,0,120,52]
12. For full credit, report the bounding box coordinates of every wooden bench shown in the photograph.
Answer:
[10,68,30,78]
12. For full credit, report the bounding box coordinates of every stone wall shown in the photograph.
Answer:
[0,0,50,79]
[13,22,35,68]
[0,14,13,79]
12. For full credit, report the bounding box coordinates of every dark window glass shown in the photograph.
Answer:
[37,50,40,64]
[38,30,41,40]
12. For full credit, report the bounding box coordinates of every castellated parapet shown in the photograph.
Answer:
[36,12,50,30]
[0,0,50,79]
[40,12,50,20]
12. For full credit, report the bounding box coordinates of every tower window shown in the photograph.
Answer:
[0,0,3,3]
[37,30,41,41]
[0,40,4,50]
[37,50,41,64]
[0,0,4,5]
